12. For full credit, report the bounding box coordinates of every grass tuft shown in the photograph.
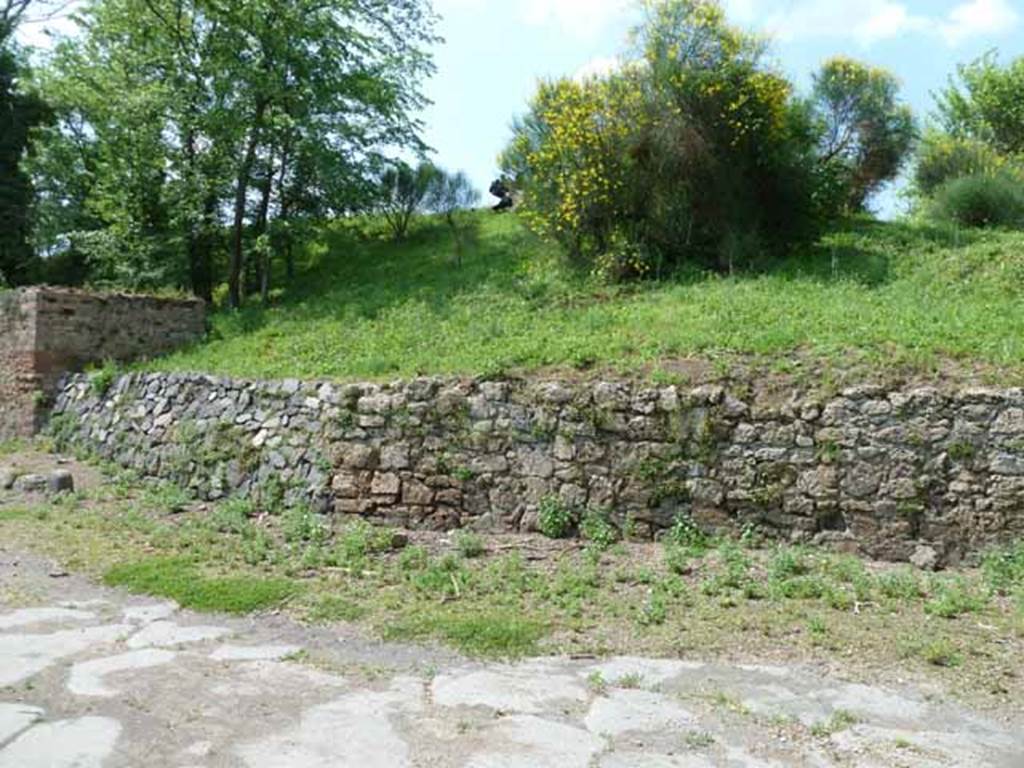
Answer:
[103,557,298,614]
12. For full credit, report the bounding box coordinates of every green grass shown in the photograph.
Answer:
[3,469,1022,699]
[383,609,547,658]
[150,214,1024,384]
[103,557,298,615]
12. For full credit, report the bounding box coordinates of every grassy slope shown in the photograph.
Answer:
[154,213,1024,385]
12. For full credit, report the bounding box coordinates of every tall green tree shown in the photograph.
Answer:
[812,57,916,211]
[32,0,437,302]
[0,0,49,285]
[937,53,1024,156]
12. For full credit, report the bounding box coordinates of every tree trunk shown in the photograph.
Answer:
[254,151,275,306]
[184,131,215,303]
[228,99,268,309]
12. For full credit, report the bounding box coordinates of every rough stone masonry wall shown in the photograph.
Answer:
[51,373,1024,565]
[0,290,41,440]
[0,287,205,440]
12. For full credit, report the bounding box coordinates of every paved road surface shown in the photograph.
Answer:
[0,551,1020,767]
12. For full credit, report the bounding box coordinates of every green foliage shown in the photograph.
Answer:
[810,709,859,738]
[579,508,619,550]
[87,359,120,397]
[921,639,964,668]
[503,0,826,279]
[914,131,1019,196]
[664,512,709,550]
[924,577,988,619]
[308,595,368,623]
[31,0,437,300]
[811,57,916,211]
[982,541,1024,595]
[209,497,255,535]
[0,40,49,286]
[937,52,1024,156]
[282,505,328,546]
[377,161,440,241]
[104,557,297,614]
[537,496,575,539]
[877,569,923,601]
[385,609,546,658]
[454,530,487,559]
[930,172,1024,229]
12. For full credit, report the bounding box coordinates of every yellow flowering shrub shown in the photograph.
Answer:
[502,0,825,280]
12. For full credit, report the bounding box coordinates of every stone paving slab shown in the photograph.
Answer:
[0,551,1021,767]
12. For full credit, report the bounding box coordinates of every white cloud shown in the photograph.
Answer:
[723,0,1020,47]
[762,0,929,45]
[939,0,1020,45]
[573,55,621,81]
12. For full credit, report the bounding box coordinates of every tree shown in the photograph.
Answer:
[0,0,49,285]
[378,161,439,240]
[812,57,916,211]
[427,168,479,267]
[31,0,438,302]
[937,53,1024,157]
[503,0,824,278]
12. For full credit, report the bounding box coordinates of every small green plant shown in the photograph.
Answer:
[947,440,977,462]
[398,545,429,572]
[282,505,328,546]
[810,709,860,738]
[664,512,708,550]
[982,541,1024,595]
[579,508,618,550]
[638,589,667,626]
[615,672,644,689]
[921,638,964,668]
[807,616,828,637]
[210,497,256,535]
[924,577,988,619]
[88,359,120,397]
[586,670,608,695]
[684,731,716,749]
[877,568,923,601]
[537,496,575,539]
[454,530,487,559]
[335,520,395,566]
[664,545,696,576]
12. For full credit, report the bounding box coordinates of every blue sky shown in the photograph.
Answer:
[425,0,1024,215]
[18,0,1024,216]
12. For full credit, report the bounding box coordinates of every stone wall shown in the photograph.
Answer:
[0,290,41,440]
[51,373,1024,564]
[0,287,205,440]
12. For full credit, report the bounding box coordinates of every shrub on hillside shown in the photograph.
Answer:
[915,132,1019,196]
[930,172,1024,229]
[501,0,878,280]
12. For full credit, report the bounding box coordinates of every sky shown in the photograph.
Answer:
[424,0,1024,216]
[18,0,1024,217]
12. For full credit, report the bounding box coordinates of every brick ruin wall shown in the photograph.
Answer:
[0,287,205,440]
[51,373,1024,565]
